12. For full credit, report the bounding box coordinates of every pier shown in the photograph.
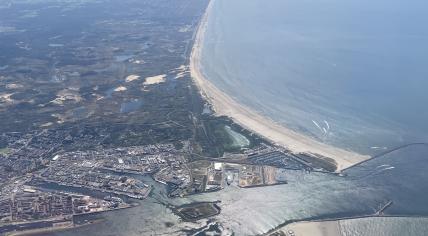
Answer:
[340,143,428,172]
[375,200,393,216]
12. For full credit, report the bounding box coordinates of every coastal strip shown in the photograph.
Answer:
[189,0,370,171]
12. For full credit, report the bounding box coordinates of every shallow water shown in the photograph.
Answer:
[224,125,250,148]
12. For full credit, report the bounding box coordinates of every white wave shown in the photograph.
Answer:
[312,120,324,133]
[324,120,330,130]
[383,166,395,170]
[376,164,390,169]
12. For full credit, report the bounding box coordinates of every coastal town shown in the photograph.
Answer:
[0,122,337,234]
[2,0,422,235]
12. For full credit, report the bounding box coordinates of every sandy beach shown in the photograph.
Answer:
[189,0,370,171]
[277,220,343,236]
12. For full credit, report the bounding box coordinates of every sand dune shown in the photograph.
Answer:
[125,74,140,82]
[114,86,127,92]
[190,0,369,171]
[143,74,166,85]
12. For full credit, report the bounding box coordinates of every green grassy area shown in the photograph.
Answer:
[0,148,10,155]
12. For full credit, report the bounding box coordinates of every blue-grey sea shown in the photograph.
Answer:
[200,0,428,156]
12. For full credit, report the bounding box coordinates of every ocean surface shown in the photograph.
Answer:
[340,217,428,236]
[200,0,428,155]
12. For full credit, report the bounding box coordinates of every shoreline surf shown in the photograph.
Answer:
[189,0,370,171]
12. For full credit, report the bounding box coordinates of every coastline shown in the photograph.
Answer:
[189,0,370,171]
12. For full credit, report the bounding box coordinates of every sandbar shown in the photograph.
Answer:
[274,220,342,236]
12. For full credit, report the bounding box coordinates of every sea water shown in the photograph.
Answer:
[200,0,428,155]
